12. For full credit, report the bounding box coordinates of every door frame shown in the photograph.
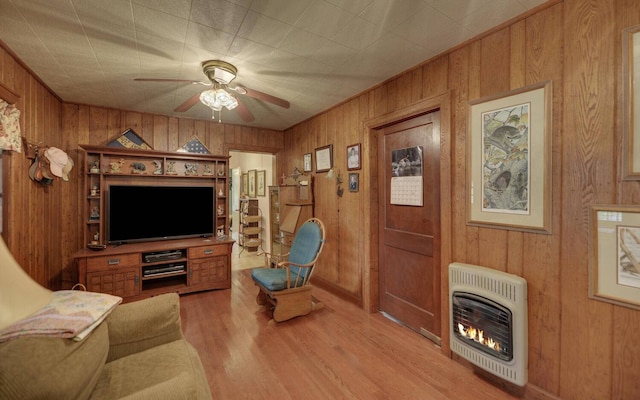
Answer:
[363,91,453,354]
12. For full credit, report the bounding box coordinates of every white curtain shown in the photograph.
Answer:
[0,99,22,152]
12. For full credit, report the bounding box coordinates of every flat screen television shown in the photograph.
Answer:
[107,185,215,244]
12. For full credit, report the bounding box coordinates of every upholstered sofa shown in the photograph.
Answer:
[0,233,211,399]
[0,292,212,399]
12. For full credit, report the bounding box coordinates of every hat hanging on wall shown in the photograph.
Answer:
[28,146,73,185]
[44,147,73,181]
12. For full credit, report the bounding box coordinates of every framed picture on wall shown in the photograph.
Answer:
[622,24,640,180]
[467,80,552,234]
[257,170,266,196]
[348,172,359,192]
[589,204,640,310]
[315,144,333,173]
[242,173,248,197]
[248,169,257,198]
[303,153,312,172]
[347,143,361,170]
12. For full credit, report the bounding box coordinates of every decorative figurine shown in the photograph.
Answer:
[131,161,146,174]
[216,225,225,240]
[218,187,224,197]
[109,158,125,173]
[217,204,224,216]
[217,168,225,176]
[152,160,163,175]
[90,183,99,196]
[89,160,100,173]
[90,206,100,220]
[203,164,213,176]
[91,232,99,245]
[185,163,198,175]
[166,161,177,175]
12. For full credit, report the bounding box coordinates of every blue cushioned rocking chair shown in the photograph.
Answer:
[251,218,326,322]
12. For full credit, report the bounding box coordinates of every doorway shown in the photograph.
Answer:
[377,110,442,342]
[229,151,276,271]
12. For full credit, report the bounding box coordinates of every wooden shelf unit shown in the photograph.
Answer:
[74,237,233,302]
[239,198,262,252]
[80,144,230,248]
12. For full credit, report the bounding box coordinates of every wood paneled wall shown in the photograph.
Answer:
[3,0,640,398]
[282,1,640,399]
[0,46,284,292]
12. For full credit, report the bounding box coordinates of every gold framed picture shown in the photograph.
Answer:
[589,204,640,310]
[467,81,552,234]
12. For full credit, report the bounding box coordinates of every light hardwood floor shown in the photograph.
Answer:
[179,254,521,399]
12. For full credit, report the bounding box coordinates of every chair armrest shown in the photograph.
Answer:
[105,293,184,362]
[278,261,314,288]
[258,249,290,268]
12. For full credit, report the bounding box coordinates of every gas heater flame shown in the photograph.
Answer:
[457,323,502,352]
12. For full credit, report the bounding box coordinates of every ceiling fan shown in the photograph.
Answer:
[135,60,290,123]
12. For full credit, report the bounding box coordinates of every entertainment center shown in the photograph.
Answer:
[74,145,233,301]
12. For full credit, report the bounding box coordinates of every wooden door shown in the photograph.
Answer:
[378,111,441,341]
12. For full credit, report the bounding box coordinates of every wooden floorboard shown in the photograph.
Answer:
[179,269,520,399]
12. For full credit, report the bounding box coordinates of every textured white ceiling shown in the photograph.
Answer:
[0,0,547,130]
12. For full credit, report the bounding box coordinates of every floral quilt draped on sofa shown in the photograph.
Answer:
[0,99,22,153]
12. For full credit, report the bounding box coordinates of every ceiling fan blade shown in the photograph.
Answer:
[134,78,210,86]
[174,92,201,112]
[234,97,255,122]
[233,86,290,109]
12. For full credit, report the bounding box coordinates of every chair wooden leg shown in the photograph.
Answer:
[256,289,268,306]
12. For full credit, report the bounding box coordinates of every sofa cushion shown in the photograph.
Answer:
[106,292,183,362]
[0,321,109,400]
[89,339,211,400]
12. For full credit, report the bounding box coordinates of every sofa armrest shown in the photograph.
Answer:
[106,293,184,362]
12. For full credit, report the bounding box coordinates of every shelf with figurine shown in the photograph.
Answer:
[79,144,230,248]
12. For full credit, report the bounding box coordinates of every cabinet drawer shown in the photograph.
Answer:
[86,253,140,272]
[188,244,227,259]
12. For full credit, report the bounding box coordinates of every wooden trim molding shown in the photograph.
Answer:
[0,83,19,105]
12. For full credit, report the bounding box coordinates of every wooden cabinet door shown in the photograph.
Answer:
[86,267,139,298]
[189,256,228,288]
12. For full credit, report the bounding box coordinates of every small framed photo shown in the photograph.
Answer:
[315,144,333,173]
[303,153,312,172]
[347,143,361,170]
[348,173,359,192]
[589,204,640,310]
[257,170,266,196]
[248,169,257,198]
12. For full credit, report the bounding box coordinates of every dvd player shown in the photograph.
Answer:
[143,263,185,277]
[144,250,183,263]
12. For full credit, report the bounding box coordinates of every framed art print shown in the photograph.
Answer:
[248,169,256,198]
[257,170,266,196]
[589,204,640,310]
[622,24,640,180]
[467,81,552,234]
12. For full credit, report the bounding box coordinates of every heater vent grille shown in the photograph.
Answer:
[449,262,528,386]
[451,339,520,383]
[450,268,520,303]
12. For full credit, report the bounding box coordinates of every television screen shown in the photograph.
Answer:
[107,185,215,244]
